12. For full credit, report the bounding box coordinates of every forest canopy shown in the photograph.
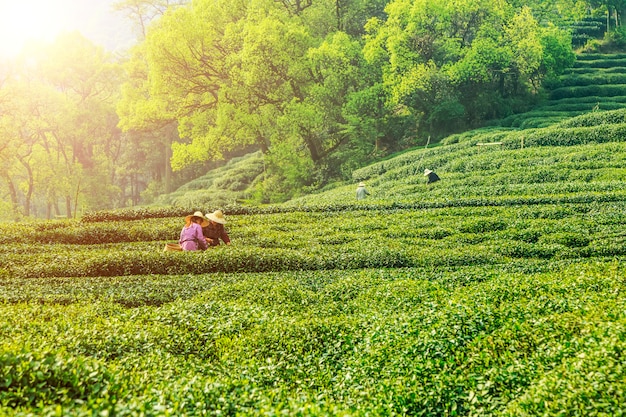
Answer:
[0,0,616,218]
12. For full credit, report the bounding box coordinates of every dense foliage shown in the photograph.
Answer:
[150,49,626,207]
[119,0,577,201]
[3,2,626,415]
[2,212,626,415]
[2,0,605,217]
[2,261,625,415]
[2,102,626,414]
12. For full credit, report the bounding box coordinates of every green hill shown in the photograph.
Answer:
[156,53,626,207]
[499,53,626,129]
[282,106,626,209]
[3,54,626,415]
[151,151,265,208]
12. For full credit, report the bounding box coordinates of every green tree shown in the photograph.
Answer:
[538,24,577,80]
[364,0,513,137]
[0,72,63,218]
[508,0,588,24]
[38,33,126,216]
[117,44,179,199]
[206,3,375,196]
[364,0,575,139]
[0,79,34,219]
[589,0,626,29]
[0,33,127,219]
[138,0,243,169]
[295,0,390,37]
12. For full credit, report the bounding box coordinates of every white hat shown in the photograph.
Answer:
[358,182,366,187]
[206,210,227,224]
[424,169,433,176]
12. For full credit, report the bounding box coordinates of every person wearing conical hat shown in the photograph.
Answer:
[424,169,440,184]
[179,211,209,251]
[356,182,370,200]
[202,209,231,246]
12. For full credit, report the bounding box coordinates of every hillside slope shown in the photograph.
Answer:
[284,53,626,207]
[4,102,626,414]
[4,97,626,416]
[152,151,265,208]
[156,54,626,208]
[285,108,626,207]
[500,53,626,128]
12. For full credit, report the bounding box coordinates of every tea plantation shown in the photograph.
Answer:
[2,60,626,416]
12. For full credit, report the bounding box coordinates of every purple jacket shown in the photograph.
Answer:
[179,223,208,251]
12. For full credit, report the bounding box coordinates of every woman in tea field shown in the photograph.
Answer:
[356,182,370,200]
[202,210,231,246]
[179,211,209,251]
[424,169,440,184]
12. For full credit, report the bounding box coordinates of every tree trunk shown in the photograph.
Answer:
[303,132,321,162]
[257,136,270,154]
[131,173,140,206]
[130,173,135,207]
[65,195,73,219]
[3,174,21,221]
[73,178,81,219]
[54,200,62,217]
[164,140,172,194]
[618,6,626,27]
[18,158,34,217]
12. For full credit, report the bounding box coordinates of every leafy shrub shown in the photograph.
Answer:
[540,232,590,248]
[549,84,626,100]
[546,73,626,89]
[458,218,507,234]
[556,107,626,128]
[0,350,114,408]
[503,228,542,243]
[496,242,559,259]
[415,227,453,239]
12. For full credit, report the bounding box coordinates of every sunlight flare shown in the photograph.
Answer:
[0,0,75,57]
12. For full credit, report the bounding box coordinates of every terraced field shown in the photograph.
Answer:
[501,53,626,128]
[3,101,626,415]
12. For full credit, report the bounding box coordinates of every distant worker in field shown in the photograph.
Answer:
[356,182,370,200]
[202,210,231,246]
[424,169,440,184]
[179,211,209,251]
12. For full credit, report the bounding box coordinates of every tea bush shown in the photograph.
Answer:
[2,261,625,415]
[6,56,626,414]
[0,349,116,408]
[7,200,626,279]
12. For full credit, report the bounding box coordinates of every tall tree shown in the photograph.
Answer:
[0,73,62,218]
[121,0,245,171]
[113,0,189,39]
[117,43,180,197]
[0,33,127,219]
[38,33,126,216]
[364,0,574,139]
[123,0,377,199]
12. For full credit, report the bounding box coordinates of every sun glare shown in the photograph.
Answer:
[0,0,74,58]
